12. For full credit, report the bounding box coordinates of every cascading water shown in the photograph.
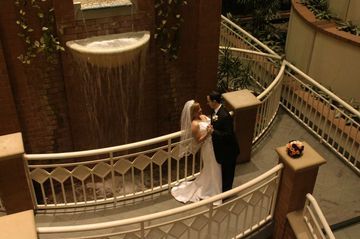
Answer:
[67,31,149,147]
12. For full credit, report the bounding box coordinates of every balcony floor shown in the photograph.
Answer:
[35,109,360,238]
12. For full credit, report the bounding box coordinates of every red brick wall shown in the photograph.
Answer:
[0,0,221,152]
[0,0,72,153]
[0,41,20,135]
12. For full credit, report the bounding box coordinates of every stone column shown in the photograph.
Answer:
[223,89,261,163]
[0,133,34,214]
[272,141,326,239]
[0,210,37,239]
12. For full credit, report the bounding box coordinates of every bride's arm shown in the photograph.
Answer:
[191,121,210,143]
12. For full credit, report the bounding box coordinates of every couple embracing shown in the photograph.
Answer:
[171,91,240,205]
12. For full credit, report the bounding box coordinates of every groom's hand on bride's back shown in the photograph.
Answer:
[209,126,214,135]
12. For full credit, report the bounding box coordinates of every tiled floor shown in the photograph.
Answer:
[334,222,360,239]
[35,109,360,238]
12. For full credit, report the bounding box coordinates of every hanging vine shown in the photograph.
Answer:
[14,0,64,64]
[154,0,188,60]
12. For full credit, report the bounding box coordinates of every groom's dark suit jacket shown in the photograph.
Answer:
[211,105,240,165]
[211,105,240,192]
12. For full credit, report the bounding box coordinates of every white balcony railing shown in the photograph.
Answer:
[220,16,360,174]
[281,62,360,174]
[303,194,336,239]
[220,16,285,144]
[25,132,202,209]
[37,164,283,239]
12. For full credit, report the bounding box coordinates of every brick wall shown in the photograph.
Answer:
[0,0,72,153]
[0,41,20,135]
[0,0,221,152]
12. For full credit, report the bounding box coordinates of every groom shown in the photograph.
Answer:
[207,91,240,192]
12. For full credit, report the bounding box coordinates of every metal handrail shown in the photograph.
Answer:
[285,60,360,118]
[220,15,280,56]
[304,194,336,239]
[37,163,283,234]
[24,131,181,160]
[219,46,282,59]
[257,61,286,100]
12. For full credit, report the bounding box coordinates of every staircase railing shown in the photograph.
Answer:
[281,61,360,174]
[303,194,336,239]
[36,164,283,239]
[220,16,360,174]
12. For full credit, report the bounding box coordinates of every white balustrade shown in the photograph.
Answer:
[281,62,360,174]
[303,194,335,239]
[36,164,283,239]
[220,16,360,174]
[25,132,202,209]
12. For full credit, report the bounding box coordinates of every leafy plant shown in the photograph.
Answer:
[217,47,252,93]
[154,0,188,60]
[337,21,360,36]
[14,0,64,64]
[300,0,332,20]
[236,0,281,31]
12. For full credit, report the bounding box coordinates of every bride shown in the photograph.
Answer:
[171,100,222,205]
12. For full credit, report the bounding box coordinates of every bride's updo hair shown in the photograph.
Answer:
[190,102,200,120]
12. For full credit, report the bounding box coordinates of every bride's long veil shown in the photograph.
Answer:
[179,100,195,157]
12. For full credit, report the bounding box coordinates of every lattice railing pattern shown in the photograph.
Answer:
[26,133,202,209]
[37,164,283,239]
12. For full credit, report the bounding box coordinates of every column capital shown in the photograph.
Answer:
[276,141,326,172]
[223,89,261,111]
[0,133,24,161]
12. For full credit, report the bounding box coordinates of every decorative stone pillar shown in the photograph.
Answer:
[223,89,261,163]
[0,133,34,214]
[272,141,326,239]
[0,210,37,239]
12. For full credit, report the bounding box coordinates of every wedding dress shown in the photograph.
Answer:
[171,118,222,205]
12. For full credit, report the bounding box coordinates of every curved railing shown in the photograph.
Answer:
[37,164,283,239]
[303,194,335,239]
[220,16,360,174]
[281,61,360,174]
[25,132,202,209]
[253,62,286,143]
[220,16,285,143]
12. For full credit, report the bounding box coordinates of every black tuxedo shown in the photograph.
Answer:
[211,105,240,192]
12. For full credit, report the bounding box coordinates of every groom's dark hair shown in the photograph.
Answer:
[209,91,222,103]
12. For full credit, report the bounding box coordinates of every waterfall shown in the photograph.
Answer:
[68,32,149,147]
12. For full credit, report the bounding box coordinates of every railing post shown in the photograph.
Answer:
[223,89,261,163]
[0,133,34,214]
[272,141,326,239]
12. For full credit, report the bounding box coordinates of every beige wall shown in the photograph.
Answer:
[328,0,360,25]
[285,5,360,102]
[308,33,360,101]
[285,8,315,73]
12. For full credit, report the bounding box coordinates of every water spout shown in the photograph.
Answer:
[66,31,150,67]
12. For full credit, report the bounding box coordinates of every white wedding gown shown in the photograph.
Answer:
[171,119,222,205]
